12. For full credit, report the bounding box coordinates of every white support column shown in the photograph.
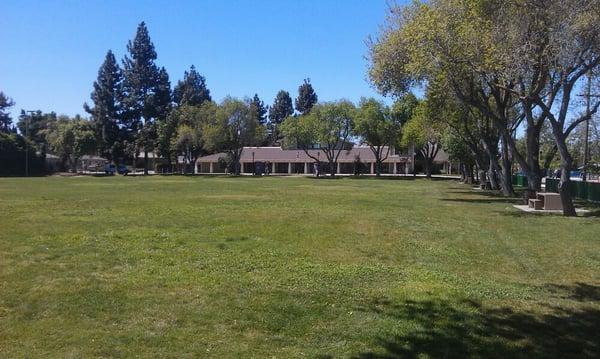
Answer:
[337,162,341,174]
[194,163,198,174]
[209,162,214,174]
[288,162,292,174]
[405,162,409,175]
[370,162,374,174]
[304,162,308,174]
[239,162,245,174]
[393,162,397,175]
[272,162,276,174]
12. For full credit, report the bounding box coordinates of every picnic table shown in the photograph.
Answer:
[528,192,562,211]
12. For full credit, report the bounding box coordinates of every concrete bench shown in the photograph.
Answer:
[536,192,563,210]
[528,198,543,210]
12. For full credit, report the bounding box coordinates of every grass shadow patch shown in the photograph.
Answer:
[349,296,600,358]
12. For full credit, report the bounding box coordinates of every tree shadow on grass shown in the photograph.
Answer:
[345,176,417,181]
[440,197,518,204]
[335,290,599,359]
[545,282,600,302]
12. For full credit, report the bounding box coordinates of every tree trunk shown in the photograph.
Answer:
[460,163,467,182]
[554,134,577,216]
[424,158,432,178]
[329,161,336,176]
[467,164,475,184]
[524,117,543,193]
[144,151,149,175]
[479,169,489,189]
[499,136,515,196]
[487,159,499,190]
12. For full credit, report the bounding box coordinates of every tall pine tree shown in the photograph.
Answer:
[121,21,162,174]
[173,65,211,107]
[84,50,122,161]
[250,93,269,146]
[0,91,15,133]
[152,67,172,120]
[294,78,318,114]
[268,90,294,145]
[250,94,268,125]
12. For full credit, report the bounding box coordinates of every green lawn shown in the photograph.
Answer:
[0,176,598,358]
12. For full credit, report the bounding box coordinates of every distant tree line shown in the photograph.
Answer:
[0,22,336,175]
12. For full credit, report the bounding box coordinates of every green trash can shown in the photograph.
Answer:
[545,178,559,193]
[588,182,600,202]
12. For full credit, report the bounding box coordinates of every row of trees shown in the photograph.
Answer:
[1,22,323,175]
[280,94,418,176]
[368,0,600,216]
[82,22,325,174]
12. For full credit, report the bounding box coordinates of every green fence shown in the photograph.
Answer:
[545,178,600,202]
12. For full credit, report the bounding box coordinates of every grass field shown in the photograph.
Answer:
[0,176,598,358]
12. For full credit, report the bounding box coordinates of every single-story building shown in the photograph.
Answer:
[195,146,413,175]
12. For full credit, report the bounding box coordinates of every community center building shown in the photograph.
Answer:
[195,146,414,175]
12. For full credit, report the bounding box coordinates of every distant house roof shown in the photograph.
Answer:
[196,146,411,164]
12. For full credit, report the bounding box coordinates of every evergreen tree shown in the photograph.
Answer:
[84,50,122,161]
[152,67,172,120]
[121,21,162,174]
[250,93,268,125]
[173,65,211,107]
[268,90,294,144]
[294,78,318,114]
[0,91,15,133]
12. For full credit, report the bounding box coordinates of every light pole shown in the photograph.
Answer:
[24,110,36,177]
[583,71,591,182]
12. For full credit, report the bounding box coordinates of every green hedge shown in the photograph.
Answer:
[545,178,600,202]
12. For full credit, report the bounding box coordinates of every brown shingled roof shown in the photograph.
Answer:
[196,147,410,163]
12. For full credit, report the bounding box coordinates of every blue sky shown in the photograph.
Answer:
[1,0,402,119]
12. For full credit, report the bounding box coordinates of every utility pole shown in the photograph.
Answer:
[583,71,591,182]
[24,110,36,177]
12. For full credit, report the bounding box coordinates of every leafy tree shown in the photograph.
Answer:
[401,100,442,178]
[173,65,211,107]
[294,78,318,114]
[156,110,180,170]
[121,21,165,174]
[202,98,265,175]
[355,98,402,176]
[443,131,476,182]
[84,50,122,161]
[367,0,600,211]
[45,116,96,172]
[281,100,355,176]
[160,104,211,173]
[268,90,294,144]
[17,110,57,155]
[0,91,15,133]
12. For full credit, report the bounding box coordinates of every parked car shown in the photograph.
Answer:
[117,164,129,175]
[104,163,129,175]
[104,163,116,175]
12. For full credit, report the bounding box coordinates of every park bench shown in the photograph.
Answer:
[528,192,562,211]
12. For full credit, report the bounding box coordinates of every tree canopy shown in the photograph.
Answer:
[295,78,318,115]
[173,65,211,107]
[355,98,402,175]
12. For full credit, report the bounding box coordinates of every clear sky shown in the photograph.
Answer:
[1,0,401,120]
